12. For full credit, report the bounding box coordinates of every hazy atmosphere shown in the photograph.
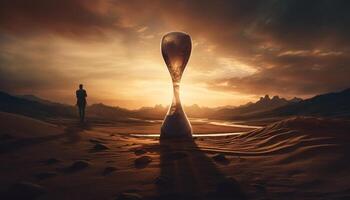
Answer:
[1,1,350,200]
[1,0,350,108]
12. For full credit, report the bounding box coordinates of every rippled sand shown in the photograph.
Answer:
[0,112,349,199]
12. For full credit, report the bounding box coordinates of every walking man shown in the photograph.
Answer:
[76,84,87,122]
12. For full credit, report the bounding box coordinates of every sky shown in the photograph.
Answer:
[1,0,350,109]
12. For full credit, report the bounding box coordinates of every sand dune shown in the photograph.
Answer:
[0,112,349,199]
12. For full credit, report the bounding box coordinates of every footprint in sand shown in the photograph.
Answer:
[89,143,109,152]
[62,160,91,173]
[134,156,152,168]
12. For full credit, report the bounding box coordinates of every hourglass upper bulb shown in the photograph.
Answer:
[161,32,192,83]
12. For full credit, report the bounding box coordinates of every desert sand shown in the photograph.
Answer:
[1,111,350,199]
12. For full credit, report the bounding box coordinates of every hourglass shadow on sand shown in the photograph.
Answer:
[147,137,246,200]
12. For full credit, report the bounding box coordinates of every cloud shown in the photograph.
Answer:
[209,57,350,96]
[0,0,115,36]
[0,0,350,107]
[153,0,350,96]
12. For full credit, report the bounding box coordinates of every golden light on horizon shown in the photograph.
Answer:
[0,32,260,109]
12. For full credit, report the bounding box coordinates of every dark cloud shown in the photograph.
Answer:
[0,0,129,39]
[253,0,350,49]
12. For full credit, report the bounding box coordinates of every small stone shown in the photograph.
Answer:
[134,156,152,168]
[93,143,109,151]
[66,160,90,172]
[5,181,46,199]
[116,192,143,200]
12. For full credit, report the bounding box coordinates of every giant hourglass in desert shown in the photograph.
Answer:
[160,32,192,138]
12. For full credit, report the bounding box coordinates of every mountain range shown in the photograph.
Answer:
[0,88,349,121]
[251,88,350,119]
[212,95,302,119]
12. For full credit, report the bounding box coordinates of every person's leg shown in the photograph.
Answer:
[78,106,83,121]
[82,105,85,121]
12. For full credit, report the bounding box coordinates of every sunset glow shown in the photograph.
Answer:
[1,1,349,108]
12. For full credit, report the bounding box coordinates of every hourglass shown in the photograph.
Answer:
[160,32,192,139]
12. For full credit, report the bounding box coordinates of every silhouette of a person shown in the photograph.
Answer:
[76,84,87,122]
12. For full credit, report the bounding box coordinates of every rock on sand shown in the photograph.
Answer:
[134,156,152,168]
[93,143,109,151]
[212,153,230,165]
[64,160,91,172]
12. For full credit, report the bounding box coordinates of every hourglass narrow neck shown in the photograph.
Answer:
[168,80,182,115]
[173,81,180,101]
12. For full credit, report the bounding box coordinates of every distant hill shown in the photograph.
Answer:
[0,91,76,120]
[87,103,134,120]
[133,104,167,119]
[18,94,57,105]
[213,95,302,119]
[235,88,350,119]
